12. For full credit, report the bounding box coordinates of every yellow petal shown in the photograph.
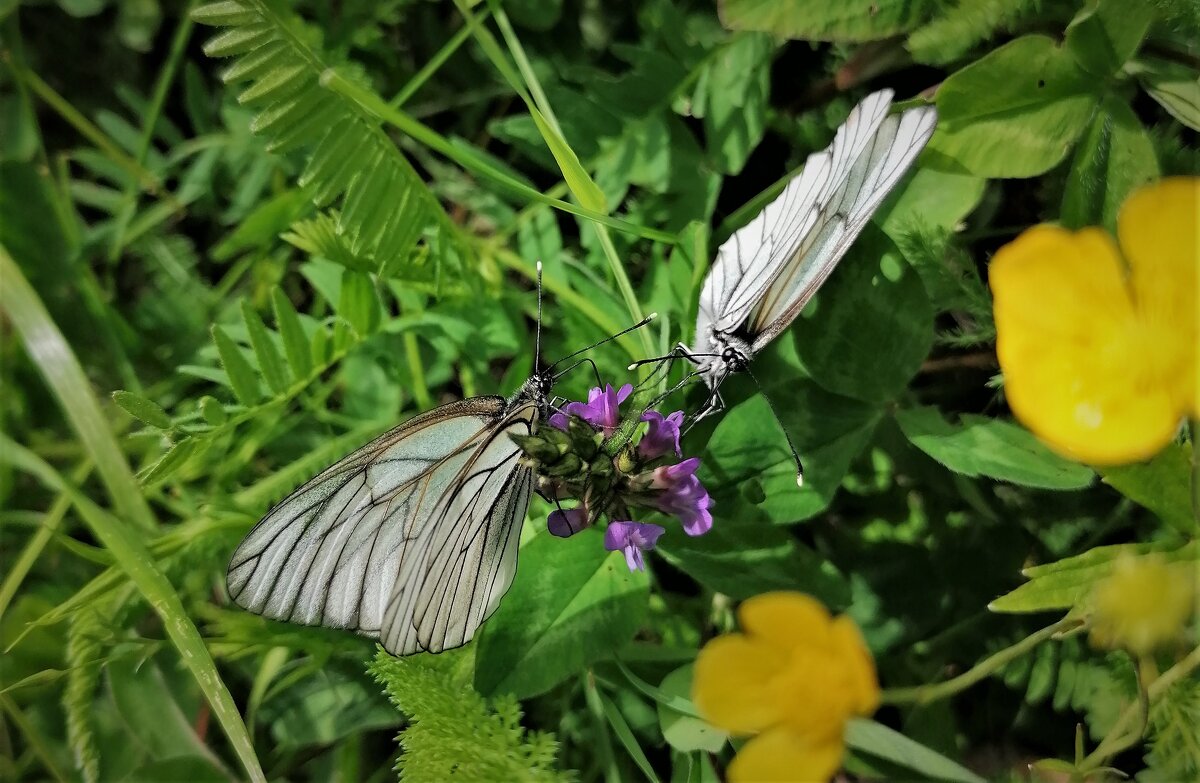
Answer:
[991,225,1181,464]
[830,616,880,715]
[1119,177,1199,418]
[1090,554,1196,656]
[729,727,844,783]
[738,592,832,653]
[693,634,788,734]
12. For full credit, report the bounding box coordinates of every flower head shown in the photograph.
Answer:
[692,592,879,783]
[990,177,1198,465]
[549,383,633,438]
[648,458,713,536]
[1090,554,1195,655]
[638,410,684,460]
[547,505,590,538]
[603,520,665,572]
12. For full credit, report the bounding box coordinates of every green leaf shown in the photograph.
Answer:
[989,541,1198,613]
[112,390,172,430]
[793,226,933,403]
[699,33,772,175]
[657,517,850,604]
[1061,95,1159,231]
[703,382,881,523]
[929,35,1098,178]
[846,719,986,783]
[337,269,381,337]
[877,168,986,241]
[718,0,937,42]
[529,106,608,214]
[199,395,227,426]
[211,325,262,405]
[595,687,661,783]
[1065,0,1155,77]
[139,438,199,485]
[1130,58,1200,132]
[656,666,727,753]
[271,287,313,382]
[212,189,308,261]
[240,300,289,395]
[895,407,1096,490]
[1100,443,1197,536]
[474,527,649,699]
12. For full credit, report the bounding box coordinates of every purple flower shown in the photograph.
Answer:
[548,505,590,538]
[548,383,633,437]
[650,458,713,536]
[638,410,684,460]
[604,521,665,572]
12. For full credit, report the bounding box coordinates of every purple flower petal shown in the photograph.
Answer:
[603,520,665,572]
[548,506,589,537]
[638,410,684,459]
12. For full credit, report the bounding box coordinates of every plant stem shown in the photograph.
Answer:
[1079,644,1200,772]
[881,617,1079,705]
[389,5,492,108]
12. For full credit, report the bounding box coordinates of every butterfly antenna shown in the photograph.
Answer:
[534,260,544,369]
[746,367,805,487]
[548,312,658,373]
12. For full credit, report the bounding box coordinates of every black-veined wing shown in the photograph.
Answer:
[226,396,538,655]
[693,90,937,354]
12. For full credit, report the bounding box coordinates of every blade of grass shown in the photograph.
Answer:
[0,245,156,531]
[318,70,674,245]
[0,435,267,783]
[594,684,661,783]
[390,5,493,108]
[0,695,70,783]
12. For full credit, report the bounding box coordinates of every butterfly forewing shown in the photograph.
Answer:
[226,395,536,655]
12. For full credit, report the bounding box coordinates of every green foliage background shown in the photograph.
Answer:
[1,0,1197,781]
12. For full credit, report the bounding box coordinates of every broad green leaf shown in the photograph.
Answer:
[658,517,850,604]
[1061,95,1159,231]
[656,666,727,753]
[337,269,381,337]
[989,541,1198,613]
[718,0,937,42]
[877,168,986,241]
[699,33,772,175]
[703,381,881,523]
[895,407,1096,490]
[1129,58,1200,131]
[112,390,172,430]
[793,226,933,404]
[474,527,649,699]
[929,35,1098,178]
[240,300,289,395]
[270,288,312,381]
[1065,0,1154,77]
[211,325,263,405]
[1100,443,1197,536]
[846,719,987,783]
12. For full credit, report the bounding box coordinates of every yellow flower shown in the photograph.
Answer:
[989,177,1198,465]
[692,592,879,782]
[1090,554,1196,655]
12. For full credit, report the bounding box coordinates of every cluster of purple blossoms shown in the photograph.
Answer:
[543,383,713,572]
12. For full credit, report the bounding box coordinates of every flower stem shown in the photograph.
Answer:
[1079,645,1200,772]
[880,617,1079,706]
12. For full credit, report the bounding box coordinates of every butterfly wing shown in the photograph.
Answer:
[693,90,937,354]
[226,396,537,655]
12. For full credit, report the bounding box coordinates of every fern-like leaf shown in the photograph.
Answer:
[907,0,1055,65]
[193,1,462,281]
[65,612,105,783]
[369,650,574,783]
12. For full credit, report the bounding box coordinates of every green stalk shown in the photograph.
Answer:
[881,617,1079,705]
[390,6,493,108]
[0,245,156,531]
[107,0,196,261]
[0,436,267,783]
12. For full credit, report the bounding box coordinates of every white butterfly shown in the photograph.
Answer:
[227,375,552,655]
[687,89,937,415]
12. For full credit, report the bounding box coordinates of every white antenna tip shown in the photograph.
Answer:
[796,473,805,488]
[647,312,658,321]
[536,259,543,273]
[627,363,637,371]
